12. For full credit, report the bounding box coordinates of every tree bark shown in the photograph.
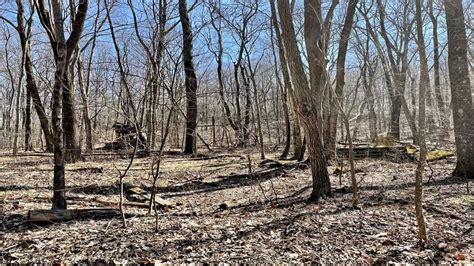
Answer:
[444,0,474,179]
[429,0,449,140]
[269,1,292,159]
[179,0,198,155]
[16,0,54,152]
[414,0,428,243]
[24,86,32,151]
[63,64,81,162]
[329,0,358,156]
[77,50,92,151]
[278,0,331,201]
[44,0,88,209]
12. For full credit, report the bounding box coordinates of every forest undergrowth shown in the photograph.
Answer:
[1,149,472,263]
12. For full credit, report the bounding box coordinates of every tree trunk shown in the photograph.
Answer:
[444,0,474,179]
[414,0,428,243]
[13,54,24,155]
[330,0,358,156]
[429,0,449,140]
[179,0,198,155]
[24,87,32,151]
[77,50,92,151]
[63,67,81,162]
[269,3,291,158]
[41,0,89,209]
[278,0,331,201]
[17,0,53,152]
[246,62,265,159]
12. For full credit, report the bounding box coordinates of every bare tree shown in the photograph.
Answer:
[414,0,428,243]
[179,0,198,155]
[36,0,89,209]
[428,0,449,140]
[277,0,331,201]
[36,0,83,162]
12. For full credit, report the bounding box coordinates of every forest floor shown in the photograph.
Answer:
[1,148,473,264]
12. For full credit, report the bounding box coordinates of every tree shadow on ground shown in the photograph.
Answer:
[218,175,467,215]
[62,167,290,198]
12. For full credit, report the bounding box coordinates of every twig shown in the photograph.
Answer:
[247,155,269,202]
[148,154,162,214]
[113,133,139,228]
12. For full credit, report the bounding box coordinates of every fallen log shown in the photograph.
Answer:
[336,146,413,162]
[94,196,175,209]
[27,208,121,223]
[69,167,103,173]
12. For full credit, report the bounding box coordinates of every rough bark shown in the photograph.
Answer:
[277,0,331,201]
[444,0,474,179]
[63,64,81,162]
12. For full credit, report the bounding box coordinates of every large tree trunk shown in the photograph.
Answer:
[444,0,474,179]
[51,59,67,209]
[277,0,331,201]
[179,0,198,155]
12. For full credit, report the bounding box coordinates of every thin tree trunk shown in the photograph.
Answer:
[330,0,358,156]
[247,63,265,159]
[16,0,53,152]
[270,0,291,159]
[77,51,92,151]
[13,51,25,155]
[429,0,449,140]
[414,0,428,243]
[24,87,32,151]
